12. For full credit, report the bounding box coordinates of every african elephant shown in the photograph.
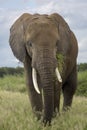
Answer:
[9,13,78,125]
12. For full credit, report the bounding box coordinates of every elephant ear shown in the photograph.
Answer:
[9,13,32,62]
[50,13,71,54]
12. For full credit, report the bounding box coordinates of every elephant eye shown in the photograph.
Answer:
[28,41,32,47]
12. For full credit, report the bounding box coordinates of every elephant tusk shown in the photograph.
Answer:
[55,67,62,83]
[32,68,40,94]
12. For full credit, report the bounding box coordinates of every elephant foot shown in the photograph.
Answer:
[53,111,60,118]
[42,110,60,126]
[63,106,71,111]
[33,110,42,120]
[34,111,51,126]
[43,117,51,126]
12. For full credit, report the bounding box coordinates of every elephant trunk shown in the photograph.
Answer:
[32,47,62,124]
[37,58,55,124]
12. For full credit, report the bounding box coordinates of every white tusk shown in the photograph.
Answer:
[55,67,62,83]
[32,68,40,94]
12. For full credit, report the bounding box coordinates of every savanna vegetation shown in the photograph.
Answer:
[0,63,87,129]
[0,63,87,96]
[0,67,23,77]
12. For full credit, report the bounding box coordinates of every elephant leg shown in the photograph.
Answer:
[54,80,61,114]
[24,55,43,119]
[62,65,77,110]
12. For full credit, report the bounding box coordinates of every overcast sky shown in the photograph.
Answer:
[0,0,87,67]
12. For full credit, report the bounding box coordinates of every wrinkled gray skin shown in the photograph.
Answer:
[9,13,78,125]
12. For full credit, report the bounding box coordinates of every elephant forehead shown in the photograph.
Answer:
[27,15,58,33]
[25,15,59,42]
[26,22,58,41]
[29,22,55,31]
[29,14,55,26]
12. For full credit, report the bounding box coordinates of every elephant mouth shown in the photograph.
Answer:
[32,67,62,94]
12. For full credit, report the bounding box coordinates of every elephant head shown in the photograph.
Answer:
[9,13,72,124]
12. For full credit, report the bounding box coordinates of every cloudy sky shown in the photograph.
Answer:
[0,0,87,67]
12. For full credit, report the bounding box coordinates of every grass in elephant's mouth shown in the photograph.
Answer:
[0,90,87,130]
[56,53,64,74]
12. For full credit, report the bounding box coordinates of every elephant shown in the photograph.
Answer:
[9,13,78,125]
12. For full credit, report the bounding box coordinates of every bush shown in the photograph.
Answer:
[76,71,87,97]
[0,75,26,93]
[78,63,87,71]
[0,67,24,77]
[0,66,87,97]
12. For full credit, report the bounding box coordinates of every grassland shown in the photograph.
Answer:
[76,71,87,96]
[0,73,87,130]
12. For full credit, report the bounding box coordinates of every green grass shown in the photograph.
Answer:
[78,70,87,83]
[0,91,87,130]
[76,71,87,96]
[0,75,26,93]
[0,73,87,130]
